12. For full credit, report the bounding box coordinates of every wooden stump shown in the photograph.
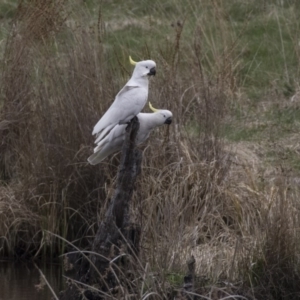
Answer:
[59,117,142,300]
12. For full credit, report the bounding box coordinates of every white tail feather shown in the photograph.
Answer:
[94,124,115,144]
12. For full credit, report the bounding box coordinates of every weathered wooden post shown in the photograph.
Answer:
[59,117,142,300]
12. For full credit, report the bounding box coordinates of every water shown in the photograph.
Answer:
[0,261,65,300]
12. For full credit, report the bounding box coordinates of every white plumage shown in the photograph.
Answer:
[87,108,172,165]
[92,57,156,143]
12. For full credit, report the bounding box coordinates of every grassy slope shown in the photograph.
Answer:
[96,0,300,155]
[1,0,300,298]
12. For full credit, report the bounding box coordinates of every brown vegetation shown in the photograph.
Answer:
[1,1,300,299]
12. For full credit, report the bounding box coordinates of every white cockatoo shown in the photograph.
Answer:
[92,56,156,143]
[87,103,172,165]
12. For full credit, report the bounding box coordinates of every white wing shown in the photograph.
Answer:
[88,124,127,165]
[92,85,148,142]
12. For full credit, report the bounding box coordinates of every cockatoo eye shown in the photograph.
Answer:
[146,66,148,68]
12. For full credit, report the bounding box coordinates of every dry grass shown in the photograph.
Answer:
[1,0,300,299]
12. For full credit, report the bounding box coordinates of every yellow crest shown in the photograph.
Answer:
[149,102,159,112]
[129,56,137,66]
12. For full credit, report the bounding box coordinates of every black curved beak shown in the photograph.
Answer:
[148,67,156,76]
[164,117,172,125]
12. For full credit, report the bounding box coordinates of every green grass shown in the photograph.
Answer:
[224,103,300,141]
[0,1,17,19]
[282,149,300,171]
[165,272,185,288]
[267,106,300,126]
[62,0,300,99]
[1,0,299,101]
[223,124,267,142]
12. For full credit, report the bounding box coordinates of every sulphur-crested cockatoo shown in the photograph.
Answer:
[87,103,172,165]
[92,56,156,143]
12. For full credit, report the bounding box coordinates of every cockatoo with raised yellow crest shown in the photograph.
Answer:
[87,103,172,165]
[92,56,156,143]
